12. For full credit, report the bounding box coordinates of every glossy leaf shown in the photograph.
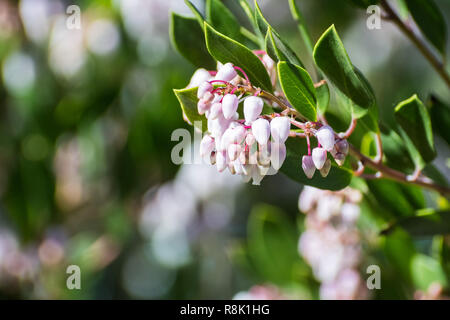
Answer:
[394,95,436,167]
[411,254,447,290]
[313,25,376,118]
[405,0,447,54]
[281,138,353,191]
[428,95,450,145]
[247,204,301,285]
[173,87,207,128]
[382,210,450,237]
[255,1,304,66]
[277,61,316,121]
[238,0,260,36]
[204,23,273,92]
[184,0,205,26]
[265,27,304,67]
[170,13,215,69]
[315,81,330,115]
[206,0,244,42]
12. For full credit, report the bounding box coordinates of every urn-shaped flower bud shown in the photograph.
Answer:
[316,125,335,151]
[302,155,316,179]
[270,142,286,170]
[228,144,241,161]
[257,142,271,167]
[188,69,212,88]
[270,117,291,143]
[222,94,239,120]
[200,135,215,158]
[244,96,263,125]
[220,125,245,151]
[245,132,256,146]
[335,139,349,155]
[312,147,327,170]
[215,63,237,82]
[197,99,210,115]
[251,165,265,185]
[209,102,222,120]
[319,159,331,177]
[208,114,230,138]
[197,81,213,99]
[216,151,227,172]
[252,118,270,145]
[334,152,346,166]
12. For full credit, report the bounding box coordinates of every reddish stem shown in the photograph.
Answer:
[234,66,251,84]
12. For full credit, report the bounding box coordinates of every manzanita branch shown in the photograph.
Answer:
[259,88,450,195]
[380,0,450,88]
[348,144,450,196]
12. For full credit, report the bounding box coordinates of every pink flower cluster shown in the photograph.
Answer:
[302,125,349,179]
[298,186,368,300]
[196,62,290,185]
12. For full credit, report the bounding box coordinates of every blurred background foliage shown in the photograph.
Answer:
[0,0,449,299]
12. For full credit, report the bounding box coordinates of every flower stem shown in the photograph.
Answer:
[380,0,450,88]
[348,144,450,196]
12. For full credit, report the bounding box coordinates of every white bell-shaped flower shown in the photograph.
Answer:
[220,124,246,151]
[316,125,335,151]
[251,165,265,185]
[216,151,227,172]
[334,152,346,166]
[270,142,286,170]
[302,155,316,179]
[270,117,291,143]
[243,96,263,124]
[189,69,212,88]
[222,94,239,120]
[335,139,349,155]
[312,147,327,170]
[208,114,230,138]
[209,102,222,120]
[197,99,210,115]
[228,144,241,161]
[319,159,331,177]
[197,81,213,98]
[251,118,270,145]
[245,132,256,146]
[200,135,215,158]
[215,63,237,82]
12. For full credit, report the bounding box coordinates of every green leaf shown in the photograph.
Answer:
[315,81,330,114]
[411,254,447,290]
[247,204,301,285]
[382,210,450,237]
[288,0,314,54]
[204,22,273,92]
[380,126,415,172]
[170,13,216,69]
[238,0,261,37]
[367,179,418,218]
[394,95,436,167]
[265,27,304,67]
[280,138,353,191]
[346,0,378,8]
[405,0,447,54]
[428,95,450,145]
[173,87,207,128]
[255,1,304,67]
[313,25,376,118]
[206,0,245,43]
[184,0,205,26]
[277,61,316,121]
